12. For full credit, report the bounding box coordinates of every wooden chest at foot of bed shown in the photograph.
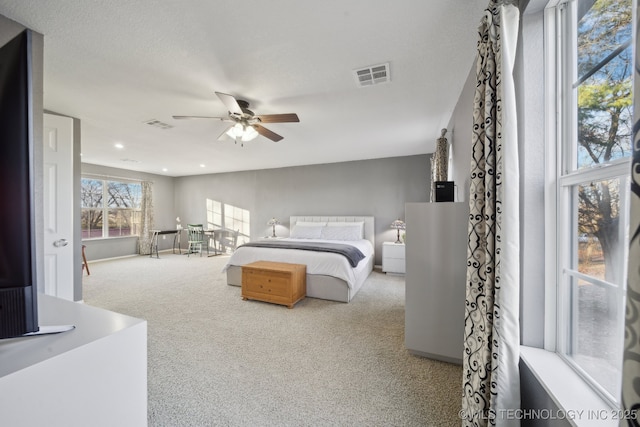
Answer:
[241,261,306,309]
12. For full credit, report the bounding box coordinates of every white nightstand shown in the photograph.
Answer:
[382,242,406,274]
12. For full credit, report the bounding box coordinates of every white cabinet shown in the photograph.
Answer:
[382,242,405,274]
[405,202,468,364]
[0,295,147,426]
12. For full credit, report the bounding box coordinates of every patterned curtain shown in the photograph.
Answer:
[461,2,520,426]
[138,181,154,255]
[620,5,640,422]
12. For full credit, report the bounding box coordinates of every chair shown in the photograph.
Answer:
[82,244,90,275]
[216,229,239,254]
[187,224,208,257]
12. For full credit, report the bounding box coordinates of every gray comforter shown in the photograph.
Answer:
[238,240,366,267]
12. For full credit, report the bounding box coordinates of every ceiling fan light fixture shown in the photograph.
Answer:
[226,123,244,138]
[178,92,297,143]
[241,125,258,142]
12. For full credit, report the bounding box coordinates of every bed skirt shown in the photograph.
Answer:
[226,256,373,303]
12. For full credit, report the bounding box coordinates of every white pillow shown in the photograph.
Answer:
[294,221,326,227]
[321,224,363,241]
[290,224,324,239]
[325,221,364,239]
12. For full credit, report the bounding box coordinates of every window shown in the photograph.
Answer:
[552,0,632,404]
[81,177,142,239]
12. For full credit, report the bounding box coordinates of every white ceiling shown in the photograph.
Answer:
[0,0,487,177]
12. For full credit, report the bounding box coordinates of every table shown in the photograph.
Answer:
[149,229,181,258]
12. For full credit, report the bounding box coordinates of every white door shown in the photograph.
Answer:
[43,113,75,301]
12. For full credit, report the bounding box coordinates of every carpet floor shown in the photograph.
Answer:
[82,253,462,427]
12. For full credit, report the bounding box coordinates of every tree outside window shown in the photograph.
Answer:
[81,178,142,239]
[556,0,633,403]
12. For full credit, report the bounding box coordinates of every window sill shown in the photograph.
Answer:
[520,346,618,427]
[82,235,139,242]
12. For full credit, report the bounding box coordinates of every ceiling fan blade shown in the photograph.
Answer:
[215,92,243,115]
[256,113,300,123]
[172,115,229,121]
[254,124,283,142]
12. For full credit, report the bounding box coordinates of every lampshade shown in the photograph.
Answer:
[267,217,280,226]
[226,123,244,139]
[390,219,405,230]
[242,125,258,141]
[226,123,259,142]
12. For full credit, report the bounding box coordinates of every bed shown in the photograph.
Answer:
[223,216,375,302]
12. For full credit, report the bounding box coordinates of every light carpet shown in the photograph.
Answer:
[82,253,462,427]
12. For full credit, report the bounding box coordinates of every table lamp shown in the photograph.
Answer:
[267,217,280,238]
[390,219,405,244]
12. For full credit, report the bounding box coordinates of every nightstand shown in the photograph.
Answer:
[382,242,405,274]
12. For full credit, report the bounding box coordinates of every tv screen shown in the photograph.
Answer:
[0,30,38,338]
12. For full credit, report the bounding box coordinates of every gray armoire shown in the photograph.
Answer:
[405,202,468,364]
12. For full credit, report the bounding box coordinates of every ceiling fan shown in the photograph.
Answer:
[173,92,299,145]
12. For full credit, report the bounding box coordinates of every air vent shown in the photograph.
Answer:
[144,119,173,130]
[353,62,390,87]
[121,158,141,164]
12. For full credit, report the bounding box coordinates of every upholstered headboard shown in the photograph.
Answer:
[289,216,375,250]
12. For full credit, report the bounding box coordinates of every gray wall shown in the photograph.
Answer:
[520,360,570,427]
[447,65,476,204]
[516,5,556,417]
[82,155,429,265]
[517,7,546,349]
[81,163,176,261]
[174,155,430,265]
[0,17,44,294]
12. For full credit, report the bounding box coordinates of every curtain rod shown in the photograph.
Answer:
[489,0,518,6]
[82,173,153,184]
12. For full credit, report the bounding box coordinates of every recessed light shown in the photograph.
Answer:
[114,143,124,149]
[200,164,205,168]
[162,168,168,172]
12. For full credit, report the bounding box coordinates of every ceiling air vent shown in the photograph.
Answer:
[353,62,390,87]
[144,119,173,130]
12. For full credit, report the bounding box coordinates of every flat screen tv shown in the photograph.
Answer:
[0,30,39,338]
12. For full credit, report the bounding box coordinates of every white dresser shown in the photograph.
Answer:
[382,242,406,274]
[405,202,468,364]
